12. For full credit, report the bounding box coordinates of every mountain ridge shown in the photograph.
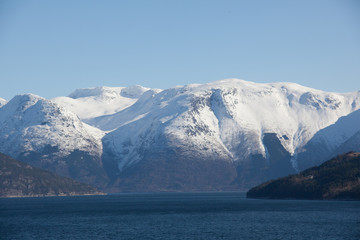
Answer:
[0,79,359,192]
[52,85,152,121]
[0,93,109,188]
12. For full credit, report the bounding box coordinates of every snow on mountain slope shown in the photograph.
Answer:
[99,79,360,191]
[0,94,108,187]
[102,79,359,169]
[333,129,360,155]
[52,85,151,121]
[0,98,7,107]
[0,94,103,157]
[296,108,360,169]
[1,79,358,192]
[88,88,163,131]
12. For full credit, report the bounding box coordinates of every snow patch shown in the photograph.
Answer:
[0,98,7,108]
[53,86,154,120]
[121,85,151,98]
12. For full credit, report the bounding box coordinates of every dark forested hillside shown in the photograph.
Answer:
[247,152,360,200]
[0,153,104,197]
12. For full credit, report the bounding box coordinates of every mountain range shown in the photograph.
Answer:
[1,79,359,192]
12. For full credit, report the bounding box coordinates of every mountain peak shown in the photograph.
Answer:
[120,85,151,98]
[0,94,44,115]
[101,79,360,186]
[68,86,123,99]
[10,93,44,103]
[0,98,7,107]
[54,85,153,120]
[68,85,152,100]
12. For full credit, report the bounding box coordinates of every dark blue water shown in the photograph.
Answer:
[1,192,359,240]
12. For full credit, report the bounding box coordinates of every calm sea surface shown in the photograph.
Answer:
[0,192,359,240]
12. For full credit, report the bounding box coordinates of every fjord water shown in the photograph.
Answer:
[1,193,359,240]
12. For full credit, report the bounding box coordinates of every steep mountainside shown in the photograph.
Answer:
[0,94,108,188]
[101,79,360,191]
[247,152,360,200]
[0,153,104,197]
[334,130,360,156]
[296,109,360,170]
[0,79,359,192]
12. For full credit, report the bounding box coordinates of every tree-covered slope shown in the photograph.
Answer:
[0,153,104,197]
[247,152,360,200]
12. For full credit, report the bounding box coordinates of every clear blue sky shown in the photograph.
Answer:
[0,0,359,100]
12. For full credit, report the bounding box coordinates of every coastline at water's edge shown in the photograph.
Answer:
[0,192,107,199]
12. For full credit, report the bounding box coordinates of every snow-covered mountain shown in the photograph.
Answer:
[296,108,360,170]
[0,94,108,187]
[0,98,7,108]
[0,79,359,192]
[333,130,360,156]
[52,85,151,122]
[101,79,360,191]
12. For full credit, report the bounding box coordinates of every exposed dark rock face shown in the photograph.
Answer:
[231,134,296,191]
[0,153,105,198]
[262,133,295,179]
[247,152,360,200]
